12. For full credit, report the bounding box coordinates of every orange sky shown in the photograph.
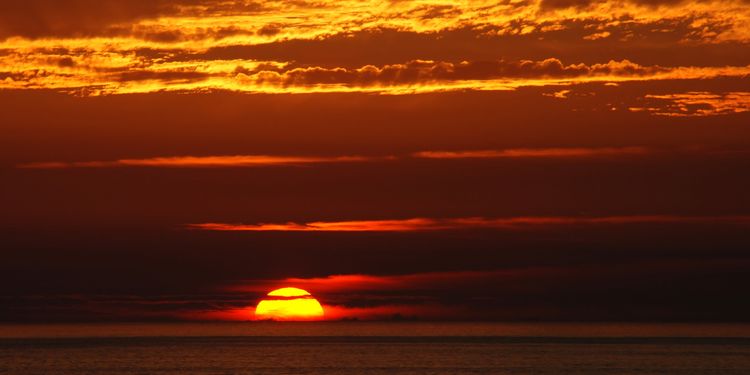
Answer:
[1,0,749,322]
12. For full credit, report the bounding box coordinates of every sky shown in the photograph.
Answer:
[1,0,749,322]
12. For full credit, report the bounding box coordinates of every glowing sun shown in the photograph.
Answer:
[255,287,325,321]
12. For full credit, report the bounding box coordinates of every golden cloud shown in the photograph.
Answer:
[2,54,748,95]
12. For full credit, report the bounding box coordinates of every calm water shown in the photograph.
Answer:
[1,323,749,374]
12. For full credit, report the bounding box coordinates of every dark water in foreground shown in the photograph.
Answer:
[1,323,749,374]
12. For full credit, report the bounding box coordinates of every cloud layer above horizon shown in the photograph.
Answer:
[1,0,748,100]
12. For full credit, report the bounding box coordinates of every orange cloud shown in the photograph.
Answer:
[1,0,748,101]
[2,0,748,43]
[244,59,668,86]
[413,147,649,159]
[541,0,750,9]
[187,215,750,232]
[3,52,749,95]
[13,147,653,170]
[17,154,381,169]
[0,0,190,38]
[629,92,750,117]
[227,271,529,294]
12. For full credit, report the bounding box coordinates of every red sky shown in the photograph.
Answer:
[1,0,749,322]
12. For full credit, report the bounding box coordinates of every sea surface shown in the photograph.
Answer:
[1,323,749,374]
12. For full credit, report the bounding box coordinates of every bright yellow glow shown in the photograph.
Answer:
[255,287,325,321]
[267,287,312,298]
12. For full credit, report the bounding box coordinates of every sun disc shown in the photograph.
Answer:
[255,287,324,321]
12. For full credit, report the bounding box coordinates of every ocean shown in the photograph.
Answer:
[1,323,749,374]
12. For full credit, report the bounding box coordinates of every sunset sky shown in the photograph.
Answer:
[1,0,749,322]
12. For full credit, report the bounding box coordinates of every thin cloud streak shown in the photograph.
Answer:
[187,216,750,232]
[16,147,650,169]
[17,155,381,169]
[414,147,649,159]
[228,271,523,294]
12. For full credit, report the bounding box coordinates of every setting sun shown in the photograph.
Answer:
[255,287,325,321]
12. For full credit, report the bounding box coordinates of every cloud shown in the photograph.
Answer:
[0,0,205,39]
[113,69,211,83]
[540,0,750,9]
[228,271,527,295]
[187,24,750,69]
[187,215,750,232]
[16,147,651,170]
[2,0,748,44]
[629,91,750,116]
[413,147,648,159]
[4,53,748,95]
[243,59,668,86]
[17,154,380,169]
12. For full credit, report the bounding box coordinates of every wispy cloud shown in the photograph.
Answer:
[16,147,652,169]
[187,215,750,232]
[227,271,524,294]
[629,92,750,117]
[17,154,382,169]
[414,147,648,159]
